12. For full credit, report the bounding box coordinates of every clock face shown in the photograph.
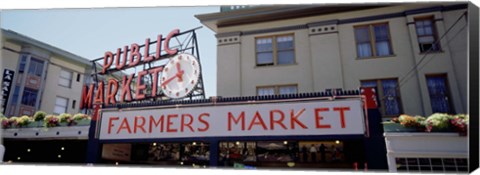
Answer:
[160,53,200,99]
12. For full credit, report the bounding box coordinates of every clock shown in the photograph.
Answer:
[160,53,200,99]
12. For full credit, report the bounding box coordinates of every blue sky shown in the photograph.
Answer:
[1,6,219,97]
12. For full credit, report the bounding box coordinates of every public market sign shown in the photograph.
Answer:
[81,29,201,109]
[98,99,365,140]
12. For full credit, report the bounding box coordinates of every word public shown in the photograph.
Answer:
[81,29,180,109]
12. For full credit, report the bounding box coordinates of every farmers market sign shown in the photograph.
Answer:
[98,99,366,140]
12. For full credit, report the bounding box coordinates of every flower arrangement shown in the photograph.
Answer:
[72,113,91,126]
[1,115,9,129]
[58,113,74,126]
[16,115,32,127]
[33,111,47,121]
[384,113,469,135]
[44,115,59,127]
[8,116,18,128]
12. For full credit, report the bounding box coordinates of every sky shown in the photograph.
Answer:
[0,6,219,97]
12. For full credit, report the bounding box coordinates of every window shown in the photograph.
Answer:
[257,85,298,96]
[19,55,28,73]
[76,73,81,82]
[72,100,76,109]
[11,86,20,104]
[415,16,441,52]
[256,34,295,66]
[395,157,468,173]
[361,79,401,116]
[354,23,393,58]
[21,88,38,106]
[27,58,44,76]
[54,97,68,114]
[58,69,73,88]
[426,75,454,113]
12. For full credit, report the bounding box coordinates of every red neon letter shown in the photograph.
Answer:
[106,79,118,105]
[134,116,146,134]
[108,117,119,134]
[166,114,178,132]
[198,113,210,132]
[290,108,308,129]
[117,118,132,134]
[115,47,127,70]
[149,115,164,133]
[94,81,105,105]
[155,34,162,59]
[120,74,134,102]
[228,112,245,131]
[135,70,148,100]
[80,84,94,109]
[333,107,350,128]
[270,110,287,130]
[315,108,331,129]
[129,43,141,67]
[144,38,154,62]
[164,29,179,55]
[149,67,163,97]
[180,114,194,132]
[102,52,113,74]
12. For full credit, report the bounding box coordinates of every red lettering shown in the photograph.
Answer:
[290,108,308,129]
[198,113,210,132]
[129,43,141,67]
[334,107,350,128]
[102,52,113,74]
[149,67,163,97]
[248,111,268,130]
[120,74,134,102]
[80,84,94,109]
[149,115,164,133]
[94,81,104,105]
[166,114,178,132]
[144,38,154,62]
[315,108,331,129]
[115,47,127,70]
[155,35,162,59]
[270,110,287,130]
[180,114,194,132]
[108,117,119,134]
[106,79,118,105]
[164,29,179,55]
[228,112,245,131]
[136,70,148,100]
[134,116,146,134]
[116,118,132,134]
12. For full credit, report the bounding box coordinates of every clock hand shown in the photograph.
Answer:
[176,62,183,81]
[161,75,178,87]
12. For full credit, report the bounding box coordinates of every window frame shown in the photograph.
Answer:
[58,69,73,88]
[255,33,296,67]
[21,88,38,107]
[28,57,45,77]
[353,22,394,59]
[425,74,455,114]
[256,84,298,96]
[414,16,442,53]
[54,96,69,115]
[360,78,403,118]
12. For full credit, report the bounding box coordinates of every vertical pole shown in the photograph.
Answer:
[209,139,218,167]
[86,103,101,163]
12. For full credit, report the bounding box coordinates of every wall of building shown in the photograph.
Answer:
[213,4,467,117]
[40,56,87,114]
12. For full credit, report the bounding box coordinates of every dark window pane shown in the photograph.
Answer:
[374,24,389,41]
[431,158,442,165]
[11,86,20,104]
[419,158,430,165]
[21,88,37,106]
[426,76,452,113]
[19,55,27,73]
[355,27,370,42]
[257,53,274,66]
[457,166,468,172]
[420,166,432,172]
[396,158,406,165]
[277,50,294,65]
[432,166,444,172]
[444,166,456,172]
[455,158,468,166]
[382,79,400,115]
[443,158,455,166]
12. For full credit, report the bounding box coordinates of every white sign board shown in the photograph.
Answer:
[99,99,365,140]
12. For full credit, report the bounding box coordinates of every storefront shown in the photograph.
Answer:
[85,92,387,169]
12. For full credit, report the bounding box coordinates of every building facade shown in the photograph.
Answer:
[196,3,468,120]
[1,29,92,117]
